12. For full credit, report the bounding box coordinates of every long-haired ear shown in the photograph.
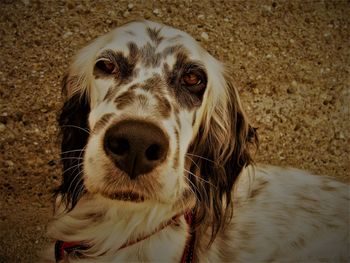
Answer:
[55,74,90,210]
[188,65,258,243]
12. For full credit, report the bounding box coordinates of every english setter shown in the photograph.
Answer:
[44,20,349,262]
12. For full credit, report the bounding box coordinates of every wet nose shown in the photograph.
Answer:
[103,120,169,179]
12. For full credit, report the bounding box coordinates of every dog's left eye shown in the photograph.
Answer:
[181,70,206,96]
[95,60,118,75]
[182,73,201,86]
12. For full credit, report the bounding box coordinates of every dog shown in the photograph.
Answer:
[44,20,349,262]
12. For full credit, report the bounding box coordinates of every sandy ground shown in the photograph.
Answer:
[0,0,349,262]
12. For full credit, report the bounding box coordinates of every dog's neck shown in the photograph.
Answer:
[49,194,195,262]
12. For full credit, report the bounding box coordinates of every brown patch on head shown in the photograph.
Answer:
[140,43,162,67]
[147,27,164,46]
[173,105,181,130]
[136,94,148,107]
[104,86,118,102]
[249,180,268,199]
[162,45,184,58]
[94,47,139,86]
[127,42,140,63]
[128,84,140,91]
[173,128,180,170]
[167,34,183,43]
[140,74,164,93]
[164,51,207,110]
[155,94,171,118]
[115,90,135,110]
[93,113,115,134]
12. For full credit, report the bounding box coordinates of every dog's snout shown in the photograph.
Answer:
[104,120,169,179]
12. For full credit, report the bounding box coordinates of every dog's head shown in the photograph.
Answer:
[58,20,257,240]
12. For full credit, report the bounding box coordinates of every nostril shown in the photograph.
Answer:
[145,144,163,161]
[103,120,169,178]
[107,137,130,156]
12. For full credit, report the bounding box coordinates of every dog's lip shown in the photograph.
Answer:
[103,191,145,202]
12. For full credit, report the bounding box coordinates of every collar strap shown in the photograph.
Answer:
[181,211,196,263]
[55,212,195,262]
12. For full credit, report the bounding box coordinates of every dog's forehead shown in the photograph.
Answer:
[102,21,203,62]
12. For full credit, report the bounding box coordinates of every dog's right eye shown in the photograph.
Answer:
[95,60,118,75]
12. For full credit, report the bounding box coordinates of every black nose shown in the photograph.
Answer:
[103,120,169,179]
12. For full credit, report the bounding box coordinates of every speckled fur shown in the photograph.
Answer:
[45,20,350,262]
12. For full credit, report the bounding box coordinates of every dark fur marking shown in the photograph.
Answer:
[56,91,90,210]
[136,94,148,107]
[77,211,106,222]
[164,52,207,110]
[192,111,197,127]
[187,76,259,244]
[93,113,115,134]
[140,43,162,67]
[298,194,318,203]
[104,86,118,102]
[147,27,164,46]
[249,180,268,199]
[128,84,140,90]
[299,206,318,214]
[155,94,171,118]
[141,74,164,93]
[173,128,180,170]
[115,90,135,110]
[127,42,140,63]
[94,49,137,86]
[320,180,337,192]
[291,237,306,248]
[162,45,184,58]
[173,105,181,130]
[167,34,183,43]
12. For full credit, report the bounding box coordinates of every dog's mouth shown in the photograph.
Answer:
[103,191,145,202]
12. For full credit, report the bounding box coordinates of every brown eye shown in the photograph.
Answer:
[95,60,117,74]
[182,73,201,86]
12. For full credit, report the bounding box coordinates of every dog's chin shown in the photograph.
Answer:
[102,191,146,203]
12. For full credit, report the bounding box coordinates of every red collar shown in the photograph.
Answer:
[55,211,195,263]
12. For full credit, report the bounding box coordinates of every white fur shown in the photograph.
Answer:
[45,20,350,262]
[45,166,349,262]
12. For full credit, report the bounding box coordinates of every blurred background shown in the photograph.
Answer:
[0,0,348,261]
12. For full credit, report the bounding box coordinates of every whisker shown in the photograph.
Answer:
[186,153,216,164]
[61,125,90,134]
[183,176,202,204]
[67,169,84,195]
[184,168,216,189]
[61,149,85,155]
[185,155,200,171]
[60,157,84,161]
[70,176,84,198]
[61,163,83,175]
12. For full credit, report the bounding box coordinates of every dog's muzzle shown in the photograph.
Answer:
[103,120,169,179]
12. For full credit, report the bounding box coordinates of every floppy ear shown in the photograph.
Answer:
[55,74,90,210]
[188,67,258,243]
